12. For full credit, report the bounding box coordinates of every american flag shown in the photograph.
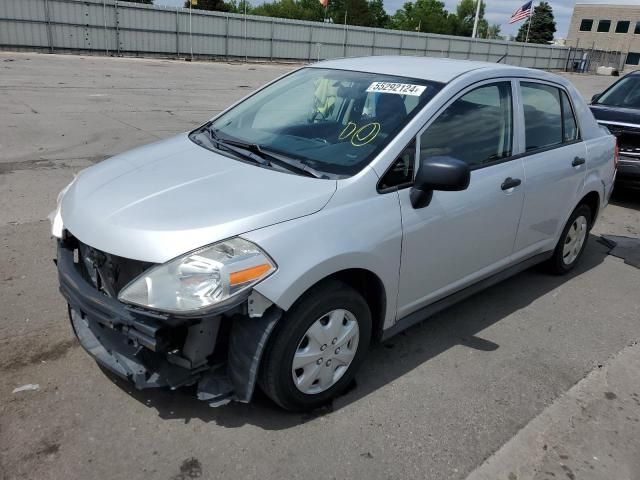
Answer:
[509,1,533,24]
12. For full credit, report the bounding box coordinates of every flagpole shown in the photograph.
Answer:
[343,9,347,57]
[189,0,193,60]
[525,5,533,43]
[471,0,481,39]
[319,0,329,23]
[244,0,248,61]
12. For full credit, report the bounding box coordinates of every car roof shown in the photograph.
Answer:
[311,56,529,83]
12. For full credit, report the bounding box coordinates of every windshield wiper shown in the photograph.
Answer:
[208,128,326,179]
[207,129,270,167]
[257,147,327,179]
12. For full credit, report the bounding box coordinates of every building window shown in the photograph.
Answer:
[635,21,640,34]
[597,20,611,32]
[627,52,640,66]
[616,21,630,33]
[579,19,593,31]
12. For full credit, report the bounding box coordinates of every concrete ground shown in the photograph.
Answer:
[468,342,640,480]
[1,52,639,480]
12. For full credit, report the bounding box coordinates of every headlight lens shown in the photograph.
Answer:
[50,204,64,239]
[49,177,77,239]
[118,238,276,314]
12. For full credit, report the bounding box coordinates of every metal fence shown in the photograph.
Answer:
[564,47,626,74]
[1,0,572,69]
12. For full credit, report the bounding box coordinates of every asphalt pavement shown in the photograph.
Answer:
[1,52,639,480]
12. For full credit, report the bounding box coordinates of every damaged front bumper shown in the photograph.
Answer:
[57,237,282,407]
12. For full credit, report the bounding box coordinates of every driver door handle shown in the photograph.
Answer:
[501,177,521,190]
[572,156,586,167]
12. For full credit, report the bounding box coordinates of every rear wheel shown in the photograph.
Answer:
[548,204,592,275]
[259,280,371,411]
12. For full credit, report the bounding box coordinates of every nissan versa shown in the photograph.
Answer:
[52,57,617,411]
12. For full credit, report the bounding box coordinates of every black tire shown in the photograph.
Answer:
[547,204,592,275]
[259,280,372,411]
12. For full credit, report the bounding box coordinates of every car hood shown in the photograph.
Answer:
[589,104,640,125]
[62,134,337,263]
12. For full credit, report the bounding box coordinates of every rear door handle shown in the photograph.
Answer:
[501,177,521,190]
[572,156,586,167]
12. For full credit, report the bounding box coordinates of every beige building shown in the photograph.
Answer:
[566,3,640,66]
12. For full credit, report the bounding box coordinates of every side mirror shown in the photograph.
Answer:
[410,156,470,209]
[591,93,601,103]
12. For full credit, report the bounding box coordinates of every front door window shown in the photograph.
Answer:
[420,82,513,168]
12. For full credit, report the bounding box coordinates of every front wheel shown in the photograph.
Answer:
[548,204,592,275]
[259,280,372,411]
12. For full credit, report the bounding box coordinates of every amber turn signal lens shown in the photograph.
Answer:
[229,263,272,286]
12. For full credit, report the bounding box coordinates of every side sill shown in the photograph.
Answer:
[381,251,553,342]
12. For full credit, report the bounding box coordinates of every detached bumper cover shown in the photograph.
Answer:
[57,239,282,405]
[69,307,206,389]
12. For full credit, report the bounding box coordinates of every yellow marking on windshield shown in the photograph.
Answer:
[339,122,381,146]
[339,122,358,140]
[351,122,380,146]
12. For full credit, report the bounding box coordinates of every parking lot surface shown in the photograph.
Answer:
[1,52,639,480]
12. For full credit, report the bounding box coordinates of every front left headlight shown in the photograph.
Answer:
[50,176,77,239]
[118,237,276,314]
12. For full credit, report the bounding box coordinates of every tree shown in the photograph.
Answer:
[516,1,556,44]
[228,0,253,13]
[368,0,390,28]
[327,0,382,27]
[184,0,233,12]
[454,0,487,37]
[248,0,387,26]
[389,0,455,34]
[252,0,324,20]
[298,0,326,20]
[486,23,502,39]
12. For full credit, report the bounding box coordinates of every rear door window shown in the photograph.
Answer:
[521,82,580,150]
[521,82,563,151]
[561,91,579,142]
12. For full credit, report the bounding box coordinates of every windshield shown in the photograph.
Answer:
[194,67,442,177]
[595,75,640,109]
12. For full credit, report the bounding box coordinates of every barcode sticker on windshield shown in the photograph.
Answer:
[366,82,427,96]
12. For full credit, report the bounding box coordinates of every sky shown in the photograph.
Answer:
[154,0,638,39]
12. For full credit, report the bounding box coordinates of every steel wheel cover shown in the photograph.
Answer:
[563,215,588,265]
[291,309,360,394]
